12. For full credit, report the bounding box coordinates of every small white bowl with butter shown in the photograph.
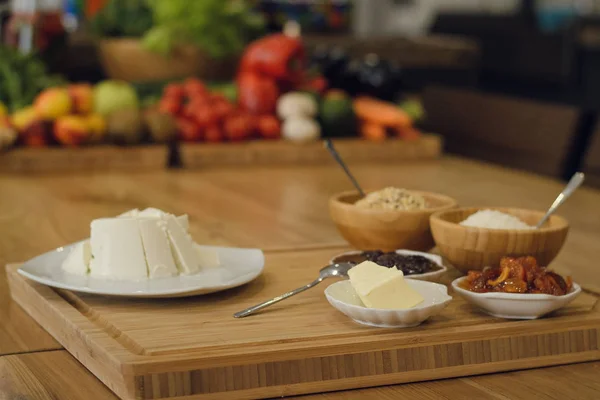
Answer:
[325,261,452,328]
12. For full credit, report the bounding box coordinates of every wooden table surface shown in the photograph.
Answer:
[1,156,600,399]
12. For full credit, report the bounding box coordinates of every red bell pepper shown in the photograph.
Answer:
[237,33,306,86]
[237,73,280,115]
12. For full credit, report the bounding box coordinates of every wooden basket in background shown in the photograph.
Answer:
[97,38,237,82]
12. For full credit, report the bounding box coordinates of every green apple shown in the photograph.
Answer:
[93,80,139,116]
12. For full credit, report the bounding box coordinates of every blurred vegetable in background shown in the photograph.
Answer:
[142,0,265,58]
[0,46,65,113]
[90,0,153,38]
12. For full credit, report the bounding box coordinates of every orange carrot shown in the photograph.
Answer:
[360,121,387,141]
[353,96,412,128]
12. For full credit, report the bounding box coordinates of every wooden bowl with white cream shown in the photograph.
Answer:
[430,207,569,273]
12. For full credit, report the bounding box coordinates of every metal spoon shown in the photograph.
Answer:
[234,262,355,318]
[324,139,366,197]
[535,172,585,228]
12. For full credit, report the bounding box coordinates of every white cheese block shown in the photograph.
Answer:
[61,240,91,275]
[348,261,424,309]
[89,218,149,280]
[118,208,189,231]
[117,208,140,218]
[66,208,206,280]
[138,218,179,278]
[164,214,199,275]
[175,214,189,231]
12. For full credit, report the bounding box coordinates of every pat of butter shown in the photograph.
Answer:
[348,261,424,309]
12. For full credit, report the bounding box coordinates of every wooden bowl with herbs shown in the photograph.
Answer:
[329,188,457,252]
[430,207,569,273]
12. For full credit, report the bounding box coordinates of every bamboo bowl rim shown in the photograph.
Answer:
[329,190,458,215]
[430,207,569,234]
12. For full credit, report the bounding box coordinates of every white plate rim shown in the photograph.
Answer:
[17,240,264,298]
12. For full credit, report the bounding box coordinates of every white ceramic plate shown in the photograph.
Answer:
[18,241,264,298]
[329,249,447,282]
[325,279,452,328]
[451,277,581,319]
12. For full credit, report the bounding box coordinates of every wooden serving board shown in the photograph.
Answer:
[0,145,169,173]
[178,135,442,168]
[7,247,600,400]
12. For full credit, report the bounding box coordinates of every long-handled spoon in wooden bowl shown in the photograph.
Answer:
[234,262,354,318]
[535,172,585,228]
[324,139,366,198]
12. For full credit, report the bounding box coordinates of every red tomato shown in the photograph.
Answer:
[205,124,224,143]
[159,98,182,116]
[190,107,219,128]
[256,115,281,139]
[176,117,202,142]
[209,93,228,103]
[213,101,235,120]
[223,114,255,141]
[163,83,185,100]
[182,99,208,119]
[183,78,207,97]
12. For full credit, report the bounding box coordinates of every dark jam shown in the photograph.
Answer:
[333,250,441,275]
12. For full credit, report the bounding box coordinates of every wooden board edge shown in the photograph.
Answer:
[130,344,600,399]
[0,145,170,173]
[178,136,443,168]
[6,264,137,400]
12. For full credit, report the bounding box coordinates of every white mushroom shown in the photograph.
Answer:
[277,92,317,120]
[282,117,321,143]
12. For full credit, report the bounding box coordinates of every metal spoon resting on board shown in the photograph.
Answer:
[234,262,354,318]
[324,139,366,198]
[535,172,585,228]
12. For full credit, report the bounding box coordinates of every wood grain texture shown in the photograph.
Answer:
[3,351,599,400]
[0,351,119,400]
[430,207,569,272]
[179,136,442,169]
[1,157,600,398]
[329,190,457,251]
[0,268,59,355]
[6,244,600,400]
[0,145,169,173]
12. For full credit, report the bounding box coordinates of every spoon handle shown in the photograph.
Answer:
[234,278,323,318]
[324,139,366,197]
[536,172,585,228]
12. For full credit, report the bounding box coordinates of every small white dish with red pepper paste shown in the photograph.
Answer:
[451,277,581,319]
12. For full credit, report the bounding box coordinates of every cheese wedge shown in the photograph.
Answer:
[348,261,424,309]
[164,214,200,275]
[138,218,179,278]
[61,240,91,276]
